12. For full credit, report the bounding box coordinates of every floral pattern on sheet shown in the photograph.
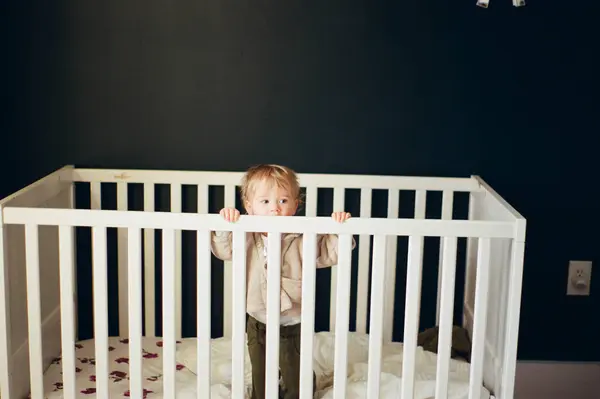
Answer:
[36,336,193,398]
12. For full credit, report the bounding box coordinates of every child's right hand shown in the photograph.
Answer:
[219,207,240,222]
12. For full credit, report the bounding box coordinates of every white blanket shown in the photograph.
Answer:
[41,332,489,399]
[311,333,490,399]
[176,331,490,399]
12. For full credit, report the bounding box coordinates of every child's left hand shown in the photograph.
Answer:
[331,211,351,223]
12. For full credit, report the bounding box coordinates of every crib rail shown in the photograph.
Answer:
[72,167,480,192]
[1,205,518,399]
[2,208,515,237]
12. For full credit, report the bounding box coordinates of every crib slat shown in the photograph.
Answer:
[117,181,128,337]
[384,189,399,342]
[330,187,345,331]
[58,225,77,399]
[196,182,210,398]
[170,184,183,339]
[469,238,491,399]
[305,186,317,217]
[299,233,317,399]
[0,225,13,399]
[414,189,426,219]
[401,234,424,399]
[68,182,78,341]
[24,224,43,399]
[197,229,212,399]
[463,193,477,326]
[223,184,236,338]
[436,190,454,325]
[197,184,209,213]
[366,234,386,398]
[333,187,345,213]
[434,236,458,399]
[92,226,109,399]
[143,183,156,337]
[127,227,143,399]
[90,182,101,209]
[413,190,427,339]
[231,230,246,398]
[162,228,177,397]
[333,234,353,399]
[265,232,282,399]
[356,188,372,334]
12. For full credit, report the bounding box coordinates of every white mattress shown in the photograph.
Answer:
[41,332,490,399]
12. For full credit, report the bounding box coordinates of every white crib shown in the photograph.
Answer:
[0,165,526,399]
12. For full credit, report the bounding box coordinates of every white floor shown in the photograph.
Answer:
[514,362,600,398]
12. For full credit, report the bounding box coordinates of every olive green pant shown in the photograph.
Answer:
[247,316,316,399]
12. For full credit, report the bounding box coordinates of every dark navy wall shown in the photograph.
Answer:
[2,0,598,361]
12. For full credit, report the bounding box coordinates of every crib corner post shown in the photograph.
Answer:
[67,180,79,342]
[0,206,14,398]
[500,219,527,399]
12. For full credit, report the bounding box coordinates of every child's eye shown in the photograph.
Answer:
[260,200,269,204]
[279,199,287,204]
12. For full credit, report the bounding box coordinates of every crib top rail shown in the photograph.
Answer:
[0,166,525,241]
[70,167,480,192]
[0,166,72,209]
[1,206,517,239]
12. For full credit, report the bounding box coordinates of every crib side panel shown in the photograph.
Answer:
[0,177,73,399]
[464,183,525,399]
[71,168,481,342]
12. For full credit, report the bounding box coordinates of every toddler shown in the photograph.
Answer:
[210,164,355,399]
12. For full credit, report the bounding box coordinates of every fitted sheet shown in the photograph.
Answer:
[40,336,233,398]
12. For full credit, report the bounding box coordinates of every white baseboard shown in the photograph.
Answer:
[10,305,62,399]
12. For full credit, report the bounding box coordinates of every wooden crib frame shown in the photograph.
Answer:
[0,165,526,399]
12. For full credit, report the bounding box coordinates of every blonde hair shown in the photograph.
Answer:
[240,164,302,208]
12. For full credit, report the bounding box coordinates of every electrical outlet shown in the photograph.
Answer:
[567,260,592,296]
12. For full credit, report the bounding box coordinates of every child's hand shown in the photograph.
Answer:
[219,207,240,222]
[331,211,351,223]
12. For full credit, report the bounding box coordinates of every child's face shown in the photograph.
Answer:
[245,178,298,217]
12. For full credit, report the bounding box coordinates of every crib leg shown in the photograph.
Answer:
[0,224,14,398]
